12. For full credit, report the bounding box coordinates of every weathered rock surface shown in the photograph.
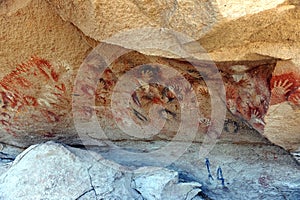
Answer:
[0,0,299,160]
[1,137,299,199]
[0,0,90,77]
[0,1,299,199]
[264,61,300,152]
[46,0,300,154]
[46,0,299,55]
[0,0,90,146]
[0,141,202,200]
[46,0,300,62]
[0,143,23,175]
[133,167,202,200]
[0,46,275,146]
[46,0,219,42]
[92,139,300,200]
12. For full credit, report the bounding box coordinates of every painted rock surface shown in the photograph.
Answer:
[264,61,300,151]
[0,47,279,147]
[0,56,75,146]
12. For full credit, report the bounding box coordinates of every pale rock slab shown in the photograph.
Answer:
[46,0,219,41]
[133,167,201,200]
[0,141,202,200]
[264,102,300,152]
[0,142,91,200]
[46,0,299,64]
[215,0,286,19]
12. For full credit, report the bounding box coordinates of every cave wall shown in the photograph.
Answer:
[0,0,299,154]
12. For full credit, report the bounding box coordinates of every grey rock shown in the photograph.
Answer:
[0,141,202,200]
[0,142,91,200]
[0,143,23,175]
[99,139,300,200]
[133,167,201,200]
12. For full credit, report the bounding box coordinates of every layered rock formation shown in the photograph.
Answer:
[0,0,299,156]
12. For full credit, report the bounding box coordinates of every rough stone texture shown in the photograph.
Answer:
[264,61,300,151]
[46,0,300,62]
[45,0,299,57]
[0,143,23,175]
[0,0,90,78]
[1,134,299,199]
[1,1,300,199]
[0,142,91,199]
[0,0,90,147]
[99,140,300,200]
[133,167,202,200]
[0,0,299,164]
[0,141,202,200]
[0,46,276,147]
[46,0,219,41]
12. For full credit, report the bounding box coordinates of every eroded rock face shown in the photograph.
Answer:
[46,0,219,41]
[264,61,300,151]
[46,0,300,62]
[0,0,90,78]
[0,47,277,148]
[0,0,299,154]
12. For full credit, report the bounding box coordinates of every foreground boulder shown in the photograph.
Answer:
[0,141,202,200]
[0,139,299,199]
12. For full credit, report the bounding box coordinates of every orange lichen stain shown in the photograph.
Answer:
[270,73,298,105]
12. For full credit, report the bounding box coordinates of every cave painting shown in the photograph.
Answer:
[270,61,300,107]
[0,56,72,137]
[1,53,297,146]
